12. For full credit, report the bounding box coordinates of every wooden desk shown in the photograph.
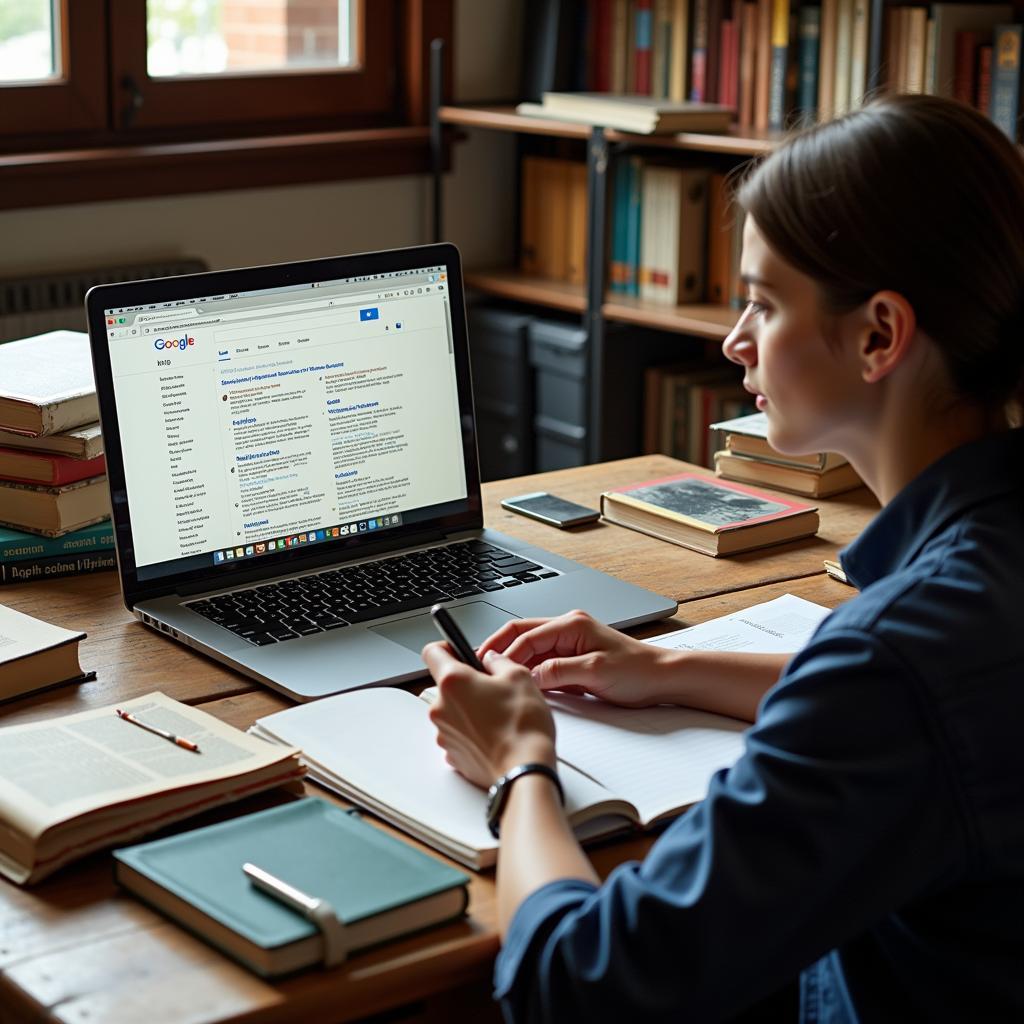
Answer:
[0,457,877,1024]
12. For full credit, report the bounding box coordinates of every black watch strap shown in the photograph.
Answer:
[486,762,564,839]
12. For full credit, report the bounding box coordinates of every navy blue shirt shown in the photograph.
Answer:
[494,429,1024,1022]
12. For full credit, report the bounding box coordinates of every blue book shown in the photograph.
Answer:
[625,156,644,296]
[990,23,1022,140]
[114,799,469,977]
[797,7,821,119]
[0,519,113,562]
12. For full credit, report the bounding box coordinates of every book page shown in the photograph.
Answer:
[252,688,625,867]
[0,692,297,840]
[646,593,831,654]
[0,603,83,666]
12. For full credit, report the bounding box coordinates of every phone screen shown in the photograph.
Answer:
[501,492,599,526]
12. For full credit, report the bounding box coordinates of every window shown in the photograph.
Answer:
[0,0,453,208]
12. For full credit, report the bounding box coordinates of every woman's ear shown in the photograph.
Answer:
[859,291,917,383]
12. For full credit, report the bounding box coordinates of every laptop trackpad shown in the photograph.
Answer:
[371,601,519,655]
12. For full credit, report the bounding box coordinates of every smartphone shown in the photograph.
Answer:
[430,604,488,672]
[500,491,600,528]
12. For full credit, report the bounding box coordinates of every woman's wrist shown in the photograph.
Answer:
[493,735,557,780]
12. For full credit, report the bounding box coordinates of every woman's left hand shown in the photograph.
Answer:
[422,642,557,789]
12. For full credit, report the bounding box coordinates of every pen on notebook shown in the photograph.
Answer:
[115,708,201,752]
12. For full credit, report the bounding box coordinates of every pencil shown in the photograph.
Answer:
[115,708,201,752]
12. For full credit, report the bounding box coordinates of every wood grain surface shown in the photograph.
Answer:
[0,457,873,1024]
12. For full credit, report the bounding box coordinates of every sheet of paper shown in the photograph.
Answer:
[646,593,831,654]
[0,603,82,666]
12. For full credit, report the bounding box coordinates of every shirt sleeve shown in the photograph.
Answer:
[493,627,969,1023]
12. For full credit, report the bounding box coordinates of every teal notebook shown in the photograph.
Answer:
[113,798,469,977]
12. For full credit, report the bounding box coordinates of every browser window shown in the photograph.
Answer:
[104,265,466,577]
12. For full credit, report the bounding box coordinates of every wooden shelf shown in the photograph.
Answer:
[603,296,739,339]
[465,268,738,338]
[438,104,779,156]
[464,269,586,312]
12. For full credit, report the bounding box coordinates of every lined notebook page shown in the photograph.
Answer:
[546,595,832,824]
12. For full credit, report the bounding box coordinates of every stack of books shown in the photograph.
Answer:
[0,331,114,581]
[711,412,863,498]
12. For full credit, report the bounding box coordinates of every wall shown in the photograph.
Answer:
[0,0,521,279]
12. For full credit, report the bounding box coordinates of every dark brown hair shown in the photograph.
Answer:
[737,94,1024,411]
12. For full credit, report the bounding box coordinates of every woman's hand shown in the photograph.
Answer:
[479,609,675,708]
[421,643,556,789]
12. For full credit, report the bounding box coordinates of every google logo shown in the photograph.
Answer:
[154,336,195,351]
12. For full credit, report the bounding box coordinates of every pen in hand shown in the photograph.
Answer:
[430,604,488,673]
[115,708,201,752]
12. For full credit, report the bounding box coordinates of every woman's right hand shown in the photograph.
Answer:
[479,609,674,708]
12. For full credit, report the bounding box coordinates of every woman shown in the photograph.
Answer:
[422,94,1024,1022]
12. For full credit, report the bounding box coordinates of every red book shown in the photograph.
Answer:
[954,30,981,106]
[591,0,613,91]
[633,0,654,93]
[977,43,994,114]
[0,448,105,486]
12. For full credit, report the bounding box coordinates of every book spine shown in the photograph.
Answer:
[768,0,790,129]
[0,530,113,561]
[817,0,837,120]
[797,5,821,118]
[832,0,853,115]
[674,170,709,303]
[905,7,928,94]
[705,0,725,102]
[754,0,773,130]
[612,0,630,91]
[977,43,994,115]
[0,452,106,487]
[706,172,729,304]
[990,24,1022,139]
[634,0,654,93]
[566,162,589,286]
[848,0,869,106]
[609,161,627,294]
[739,1,758,125]
[640,167,661,301]
[670,0,690,100]
[520,156,541,275]
[953,30,980,106]
[691,0,710,99]
[625,156,644,297]
[592,0,614,90]
[923,16,937,95]
[0,551,116,584]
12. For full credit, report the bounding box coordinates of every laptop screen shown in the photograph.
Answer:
[100,257,470,584]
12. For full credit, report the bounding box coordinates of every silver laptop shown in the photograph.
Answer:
[86,243,676,702]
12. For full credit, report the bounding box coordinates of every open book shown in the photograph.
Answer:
[0,692,304,884]
[250,595,831,869]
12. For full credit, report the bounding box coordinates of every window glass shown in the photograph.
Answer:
[147,0,353,78]
[0,0,58,83]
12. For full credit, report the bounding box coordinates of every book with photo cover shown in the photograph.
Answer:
[600,472,819,555]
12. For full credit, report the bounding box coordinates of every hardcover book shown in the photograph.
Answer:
[0,448,105,486]
[0,519,113,562]
[600,472,819,556]
[0,602,87,703]
[0,331,97,437]
[0,421,102,460]
[0,475,110,537]
[709,411,848,471]
[0,692,305,884]
[517,92,733,132]
[714,450,864,497]
[114,799,470,977]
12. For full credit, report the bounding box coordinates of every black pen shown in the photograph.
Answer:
[430,604,488,672]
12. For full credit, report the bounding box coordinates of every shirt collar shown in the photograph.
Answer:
[840,429,1024,589]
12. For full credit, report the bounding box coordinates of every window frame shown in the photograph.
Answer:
[0,0,453,210]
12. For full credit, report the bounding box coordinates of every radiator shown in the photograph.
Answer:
[0,258,209,343]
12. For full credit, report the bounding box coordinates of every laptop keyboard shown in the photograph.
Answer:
[185,540,559,646]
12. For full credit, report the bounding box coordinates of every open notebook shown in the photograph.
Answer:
[249,595,831,869]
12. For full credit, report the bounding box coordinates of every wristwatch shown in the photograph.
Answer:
[486,762,564,839]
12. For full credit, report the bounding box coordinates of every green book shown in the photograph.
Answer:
[113,798,470,977]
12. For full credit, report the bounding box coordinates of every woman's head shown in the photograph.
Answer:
[731,95,1024,420]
